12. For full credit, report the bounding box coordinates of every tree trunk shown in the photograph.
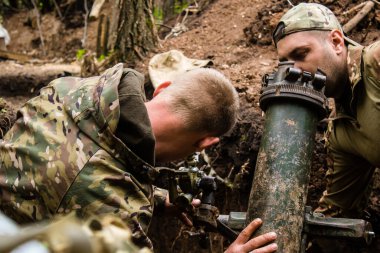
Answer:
[108,0,158,64]
[163,0,175,22]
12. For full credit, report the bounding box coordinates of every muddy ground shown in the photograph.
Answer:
[0,0,379,252]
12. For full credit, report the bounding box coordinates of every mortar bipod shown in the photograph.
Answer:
[217,208,375,252]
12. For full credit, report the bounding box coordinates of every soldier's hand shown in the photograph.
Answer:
[164,195,201,226]
[224,218,277,253]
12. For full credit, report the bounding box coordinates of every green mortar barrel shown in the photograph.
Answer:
[246,62,328,252]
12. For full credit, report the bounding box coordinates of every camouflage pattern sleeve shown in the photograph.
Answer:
[0,64,159,249]
[0,211,152,253]
[363,40,380,91]
[58,148,155,249]
[318,41,380,215]
[83,214,153,253]
[0,76,97,223]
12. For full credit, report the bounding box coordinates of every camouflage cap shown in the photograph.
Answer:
[273,3,358,46]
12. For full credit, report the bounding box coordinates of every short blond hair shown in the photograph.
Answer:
[157,68,239,136]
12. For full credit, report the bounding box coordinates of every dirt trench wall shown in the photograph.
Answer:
[0,98,15,139]
[244,0,380,46]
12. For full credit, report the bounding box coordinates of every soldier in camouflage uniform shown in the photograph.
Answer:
[0,211,152,253]
[273,2,380,252]
[0,64,278,253]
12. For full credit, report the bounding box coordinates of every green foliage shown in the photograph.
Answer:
[35,0,56,11]
[76,49,86,60]
[97,54,105,61]
[98,49,115,63]
[146,16,154,30]
[174,0,189,14]
[153,6,163,23]
[152,1,190,23]
[240,134,247,142]
[38,0,44,9]
[0,98,7,113]
[0,0,9,22]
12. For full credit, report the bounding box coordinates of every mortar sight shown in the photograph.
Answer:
[260,61,328,119]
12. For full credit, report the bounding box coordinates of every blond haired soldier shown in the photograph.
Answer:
[0,64,277,253]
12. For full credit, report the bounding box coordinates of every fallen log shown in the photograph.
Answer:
[0,50,31,63]
[343,1,375,33]
[343,2,366,16]
[0,62,80,96]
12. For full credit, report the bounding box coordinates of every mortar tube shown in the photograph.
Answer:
[246,101,318,252]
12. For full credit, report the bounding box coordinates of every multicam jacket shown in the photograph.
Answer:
[319,41,380,214]
[328,41,380,167]
[0,64,160,248]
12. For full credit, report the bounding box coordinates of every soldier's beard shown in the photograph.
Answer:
[322,51,349,99]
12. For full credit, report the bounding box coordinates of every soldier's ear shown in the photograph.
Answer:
[195,137,220,152]
[153,81,171,97]
[330,30,345,55]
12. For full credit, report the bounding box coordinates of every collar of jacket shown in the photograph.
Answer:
[347,44,364,92]
[63,64,159,182]
[330,44,364,122]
